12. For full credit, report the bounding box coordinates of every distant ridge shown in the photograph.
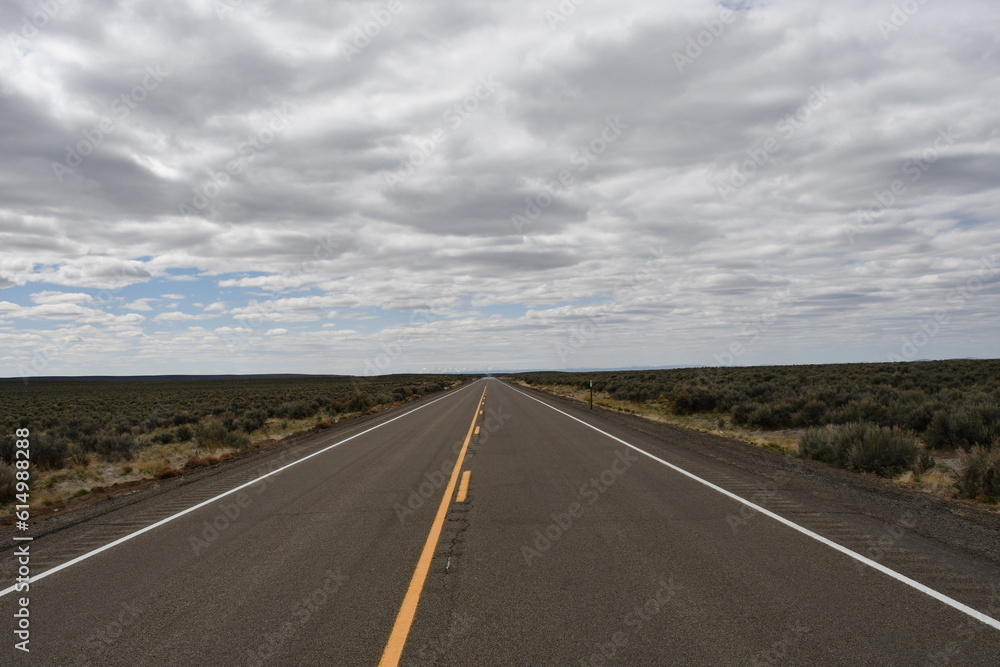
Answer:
[490,365,700,374]
[0,374,345,382]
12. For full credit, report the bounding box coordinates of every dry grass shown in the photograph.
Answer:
[2,404,411,518]
[895,468,958,496]
[6,416,308,515]
[517,380,997,505]
[1,377,467,520]
[518,381,803,454]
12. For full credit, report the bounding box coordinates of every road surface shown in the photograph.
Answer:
[2,378,999,665]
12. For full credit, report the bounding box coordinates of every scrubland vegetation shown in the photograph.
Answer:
[515,360,1000,503]
[0,374,468,512]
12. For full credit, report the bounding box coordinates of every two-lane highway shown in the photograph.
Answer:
[2,378,999,665]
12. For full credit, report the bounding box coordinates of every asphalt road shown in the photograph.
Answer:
[2,378,999,665]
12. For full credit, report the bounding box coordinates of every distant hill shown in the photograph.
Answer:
[0,374,344,382]
[491,365,700,374]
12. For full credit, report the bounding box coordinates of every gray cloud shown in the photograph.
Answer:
[1,0,998,375]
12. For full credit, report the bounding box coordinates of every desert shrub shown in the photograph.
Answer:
[843,425,922,476]
[67,444,90,467]
[799,426,843,465]
[152,431,175,445]
[914,449,935,475]
[739,403,792,429]
[792,400,828,427]
[0,462,16,504]
[346,391,373,413]
[276,400,315,420]
[730,403,755,426]
[195,420,250,451]
[64,419,100,440]
[799,422,922,477]
[901,401,937,432]
[830,399,888,426]
[33,434,69,470]
[670,385,718,415]
[925,405,1000,450]
[0,436,15,464]
[955,444,1000,500]
[112,420,138,435]
[175,425,194,442]
[238,408,268,433]
[172,411,199,425]
[95,433,137,462]
[217,411,238,431]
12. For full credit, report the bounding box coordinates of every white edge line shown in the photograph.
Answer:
[506,382,1000,632]
[1,380,481,598]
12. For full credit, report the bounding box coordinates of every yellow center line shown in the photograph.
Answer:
[378,386,487,667]
[456,470,471,503]
[474,425,481,435]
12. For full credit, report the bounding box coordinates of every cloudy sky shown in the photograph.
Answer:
[1,0,998,377]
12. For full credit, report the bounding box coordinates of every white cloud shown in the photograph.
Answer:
[218,275,313,291]
[228,295,350,323]
[124,298,156,311]
[0,302,146,326]
[30,291,94,305]
[153,311,212,322]
[265,328,289,336]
